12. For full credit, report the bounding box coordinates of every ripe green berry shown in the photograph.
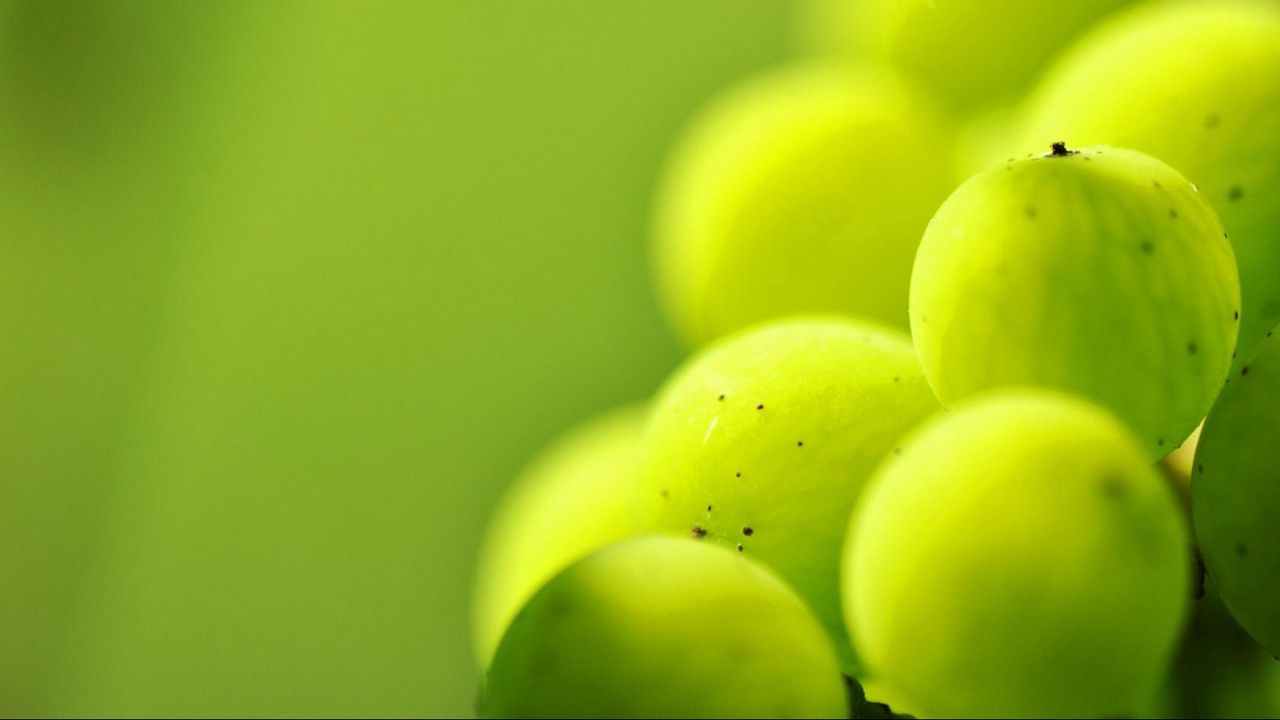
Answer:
[795,0,1136,117]
[651,63,953,346]
[638,317,938,669]
[482,537,847,719]
[1024,0,1280,368]
[845,389,1190,718]
[1193,327,1280,657]
[911,145,1239,458]
[472,406,645,668]
[1143,584,1280,718]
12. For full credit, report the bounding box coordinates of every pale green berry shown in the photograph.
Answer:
[912,145,1238,458]
[483,537,847,719]
[846,389,1190,718]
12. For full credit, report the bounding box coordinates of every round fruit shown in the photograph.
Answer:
[472,406,646,668]
[1193,326,1280,657]
[845,389,1191,718]
[1144,583,1280,719]
[794,0,1136,117]
[482,536,847,719]
[650,63,954,346]
[911,144,1239,458]
[1023,0,1280,368]
[638,317,938,667]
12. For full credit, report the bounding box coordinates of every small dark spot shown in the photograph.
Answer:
[1236,542,1248,557]
[893,447,902,455]
[1140,240,1154,255]
[1157,438,1165,447]
[1187,341,1198,355]
[893,376,900,383]
[737,543,744,552]
[735,471,741,478]
[691,525,706,538]
[1169,208,1179,219]
[797,441,804,447]
[1083,155,1091,161]
[1241,365,1250,376]
[1102,475,1128,499]
[1224,231,1230,239]
[742,527,754,537]
[1204,113,1221,129]
[1234,310,1240,321]
[1024,205,1038,219]
[718,394,725,401]
[706,504,713,512]
[1233,351,1238,359]
[1153,180,1162,189]
[756,404,764,411]
[1198,464,1204,474]
[549,594,573,618]
[1228,186,1244,202]
[1048,141,1075,157]
[661,489,669,499]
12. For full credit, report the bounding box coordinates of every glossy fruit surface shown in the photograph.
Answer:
[652,63,953,345]
[846,390,1191,718]
[912,145,1239,458]
[1024,0,1280,368]
[640,317,938,666]
[483,536,847,719]
[1193,327,1280,657]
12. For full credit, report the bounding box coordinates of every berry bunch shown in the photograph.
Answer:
[474,2,1280,717]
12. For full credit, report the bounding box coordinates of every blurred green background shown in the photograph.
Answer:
[0,1,794,715]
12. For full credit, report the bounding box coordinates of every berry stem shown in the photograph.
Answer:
[1049,141,1074,157]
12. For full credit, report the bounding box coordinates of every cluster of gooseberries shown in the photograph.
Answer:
[474,1,1280,717]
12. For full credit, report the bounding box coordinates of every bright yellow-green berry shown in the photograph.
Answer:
[912,145,1238,458]
[846,390,1190,718]
[795,0,1136,117]
[1024,0,1280,368]
[651,63,953,346]
[483,537,847,719]
[639,317,938,669]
